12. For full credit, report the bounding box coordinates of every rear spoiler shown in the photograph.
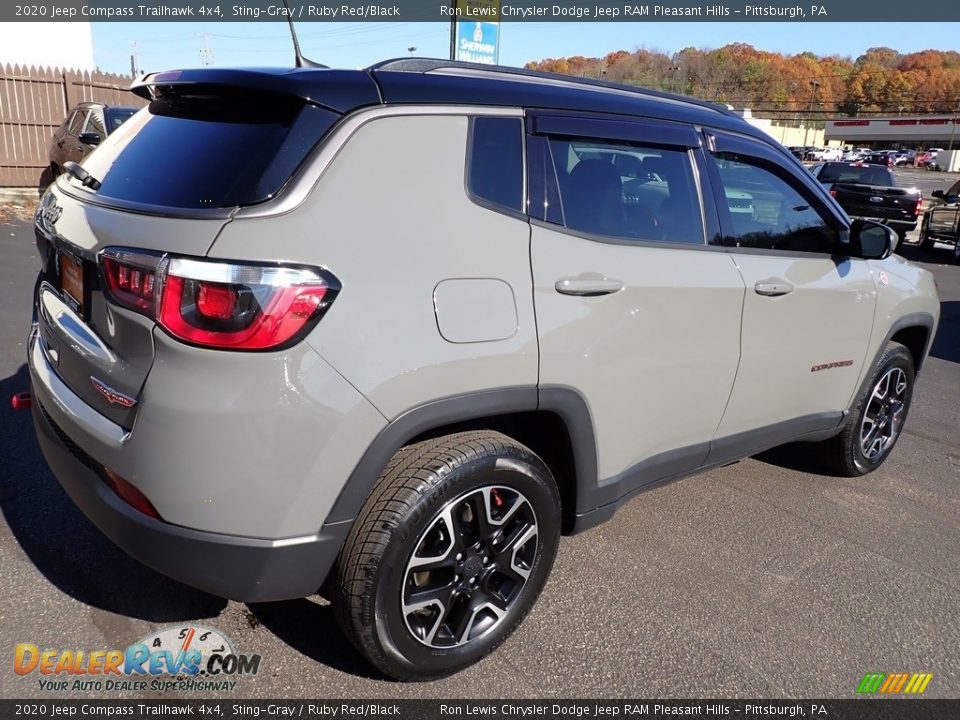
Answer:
[130,67,381,114]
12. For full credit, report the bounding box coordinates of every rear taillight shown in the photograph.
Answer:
[829,189,838,198]
[914,197,923,217]
[101,249,160,313]
[99,248,339,351]
[156,258,337,350]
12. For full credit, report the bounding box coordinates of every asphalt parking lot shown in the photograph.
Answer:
[0,200,958,700]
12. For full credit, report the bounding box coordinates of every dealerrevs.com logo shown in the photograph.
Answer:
[14,625,261,693]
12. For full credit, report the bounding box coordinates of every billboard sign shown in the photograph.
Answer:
[453,0,500,65]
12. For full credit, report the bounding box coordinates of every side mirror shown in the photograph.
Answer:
[78,132,101,146]
[849,219,895,260]
[932,189,944,199]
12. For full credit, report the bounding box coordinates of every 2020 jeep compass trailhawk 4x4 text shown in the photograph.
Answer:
[28,59,939,680]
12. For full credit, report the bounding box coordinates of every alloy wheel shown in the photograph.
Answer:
[859,367,908,460]
[401,485,538,648]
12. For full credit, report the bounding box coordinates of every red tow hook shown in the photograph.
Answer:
[11,392,32,410]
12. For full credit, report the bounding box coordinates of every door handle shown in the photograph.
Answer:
[754,279,794,297]
[555,276,624,296]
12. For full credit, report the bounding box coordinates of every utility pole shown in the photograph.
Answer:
[199,33,213,67]
[948,99,960,154]
[129,40,141,77]
[449,0,456,60]
[802,79,820,148]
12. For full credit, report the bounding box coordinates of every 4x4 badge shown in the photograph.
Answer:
[90,377,137,408]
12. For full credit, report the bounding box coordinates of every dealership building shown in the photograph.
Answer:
[825,115,960,150]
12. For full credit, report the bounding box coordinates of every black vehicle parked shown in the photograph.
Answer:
[42,102,137,193]
[919,179,960,262]
[810,161,922,240]
[862,151,895,167]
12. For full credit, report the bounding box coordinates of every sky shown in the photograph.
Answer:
[91,22,960,76]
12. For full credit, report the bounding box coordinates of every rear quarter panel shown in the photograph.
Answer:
[208,110,538,420]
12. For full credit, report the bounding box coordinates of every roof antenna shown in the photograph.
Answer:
[282,0,327,68]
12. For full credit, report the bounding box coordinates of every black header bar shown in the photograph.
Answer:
[5,0,960,22]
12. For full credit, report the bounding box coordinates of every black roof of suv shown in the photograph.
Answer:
[131,58,775,147]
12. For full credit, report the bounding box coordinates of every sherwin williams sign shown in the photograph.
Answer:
[454,0,500,65]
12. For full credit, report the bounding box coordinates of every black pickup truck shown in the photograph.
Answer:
[809,162,922,240]
[919,178,960,262]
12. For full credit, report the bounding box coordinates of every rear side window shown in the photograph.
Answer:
[467,117,523,213]
[77,91,338,210]
[546,136,704,245]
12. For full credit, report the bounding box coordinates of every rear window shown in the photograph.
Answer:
[818,164,893,187]
[76,91,338,210]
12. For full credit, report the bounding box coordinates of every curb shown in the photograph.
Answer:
[0,188,39,204]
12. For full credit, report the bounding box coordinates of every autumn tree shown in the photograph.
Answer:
[525,44,960,119]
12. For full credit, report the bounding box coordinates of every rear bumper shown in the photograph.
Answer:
[884,218,919,233]
[28,327,349,602]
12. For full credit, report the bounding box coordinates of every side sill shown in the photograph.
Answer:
[569,412,844,535]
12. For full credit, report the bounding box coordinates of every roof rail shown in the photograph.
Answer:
[367,58,736,117]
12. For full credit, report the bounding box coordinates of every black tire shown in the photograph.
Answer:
[953,235,960,265]
[918,215,935,250]
[38,164,57,197]
[821,342,914,477]
[333,430,560,681]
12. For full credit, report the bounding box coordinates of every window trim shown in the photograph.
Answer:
[525,113,710,249]
[530,111,702,149]
[701,130,850,258]
[463,115,527,222]
[526,133,563,225]
[529,217,730,253]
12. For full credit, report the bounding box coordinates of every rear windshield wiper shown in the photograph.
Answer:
[63,161,101,191]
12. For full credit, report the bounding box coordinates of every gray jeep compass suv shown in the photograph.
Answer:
[29,59,939,680]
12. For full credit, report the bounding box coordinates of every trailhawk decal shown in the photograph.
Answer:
[811,359,855,373]
[89,376,137,408]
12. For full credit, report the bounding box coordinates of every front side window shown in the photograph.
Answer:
[545,136,703,245]
[711,152,837,253]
